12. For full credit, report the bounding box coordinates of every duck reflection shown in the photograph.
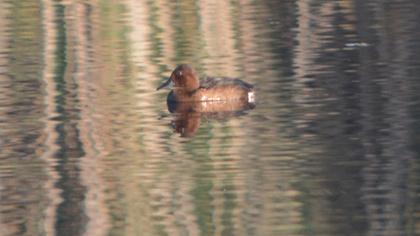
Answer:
[168,100,255,137]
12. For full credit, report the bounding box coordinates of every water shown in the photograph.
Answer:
[1,0,420,235]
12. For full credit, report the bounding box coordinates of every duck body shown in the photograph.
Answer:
[169,100,255,137]
[157,64,255,103]
[167,97,255,137]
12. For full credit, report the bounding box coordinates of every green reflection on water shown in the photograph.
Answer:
[52,3,87,236]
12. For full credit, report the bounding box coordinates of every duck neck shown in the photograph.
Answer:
[174,88,197,99]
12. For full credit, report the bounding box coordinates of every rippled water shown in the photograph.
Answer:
[1,1,420,235]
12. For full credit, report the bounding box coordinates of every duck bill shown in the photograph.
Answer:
[156,78,173,90]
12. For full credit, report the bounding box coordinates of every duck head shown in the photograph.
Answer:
[156,64,200,93]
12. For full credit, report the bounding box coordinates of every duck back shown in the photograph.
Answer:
[199,77,254,90]
[195,77,254,102]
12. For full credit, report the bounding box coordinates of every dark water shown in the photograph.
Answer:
[1,0,420,235]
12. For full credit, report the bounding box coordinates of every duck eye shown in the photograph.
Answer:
[178,71,183,76]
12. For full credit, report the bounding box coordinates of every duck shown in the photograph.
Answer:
[156,64,255,103]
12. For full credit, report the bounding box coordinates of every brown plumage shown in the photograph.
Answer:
[157,64,255,102]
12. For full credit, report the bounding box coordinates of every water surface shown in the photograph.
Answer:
[1,0,420,235]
